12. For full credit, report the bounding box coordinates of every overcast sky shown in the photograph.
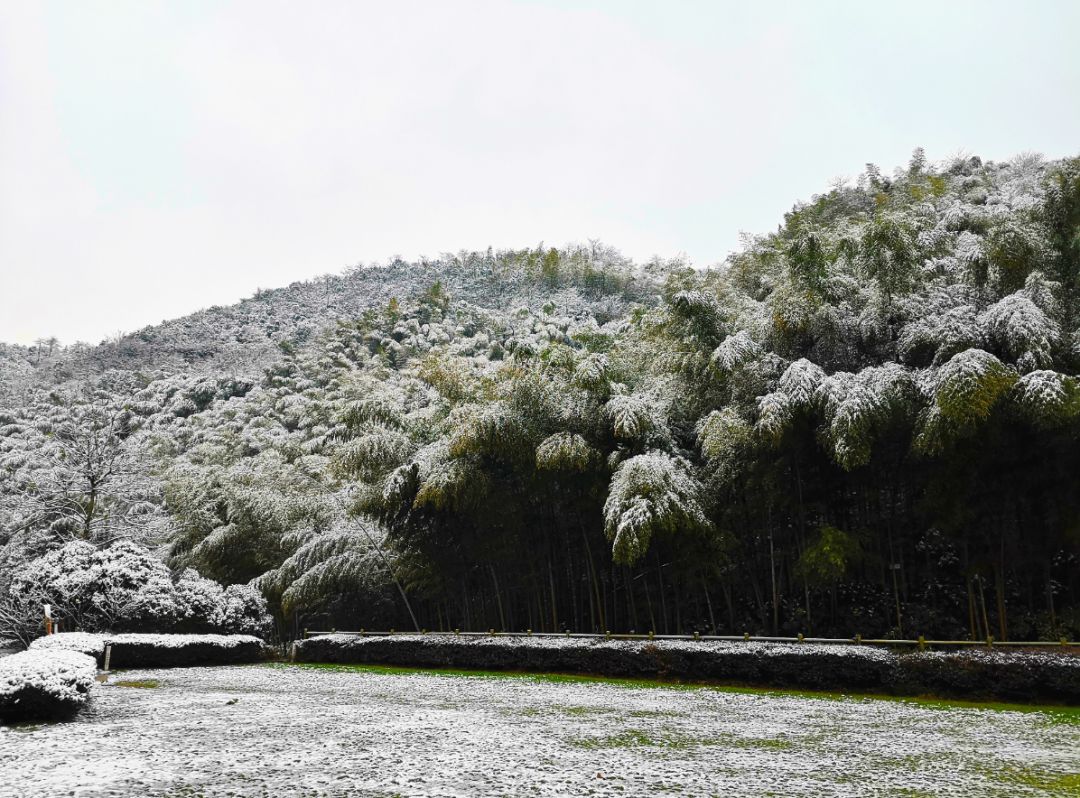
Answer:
[1,0,1078,346]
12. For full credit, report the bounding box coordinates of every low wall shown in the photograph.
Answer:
[292,634,1080,704]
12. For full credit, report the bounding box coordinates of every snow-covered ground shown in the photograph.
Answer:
[0,663,1076,797]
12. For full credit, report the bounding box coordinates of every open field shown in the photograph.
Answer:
[1,663,1078,797]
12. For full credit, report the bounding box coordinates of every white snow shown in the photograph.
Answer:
[0,649,96,711]
[30,632,262,652]
[0,663,1075,797]
[27,632,106,658]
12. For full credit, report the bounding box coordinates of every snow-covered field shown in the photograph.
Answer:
[0,663,1077,797]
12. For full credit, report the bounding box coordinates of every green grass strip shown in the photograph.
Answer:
[265,661,1080,724]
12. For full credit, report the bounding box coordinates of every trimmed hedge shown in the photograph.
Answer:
[28,632,107,660]
[0,650,97,722]
[892,648,1080,703]
[292,635,895,690]
[292,634,1080,703]
[30,633,266,669]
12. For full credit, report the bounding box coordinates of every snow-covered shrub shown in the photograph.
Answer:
[295,635,897,690]
[101,633,265,668]
[293,635,1080,702]
[10,542,272,639]
[31,632,265,668]
[173,568,227,631]
[220,584,273,638]
[0,649,97,722]
[27,632,106,659]
[171,570,272,637]
[893,648,1080,702]
[11,540,177,633]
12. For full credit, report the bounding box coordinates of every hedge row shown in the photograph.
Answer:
[0,650,97,722]
[29,633,267,669]
[291,634,1080,703]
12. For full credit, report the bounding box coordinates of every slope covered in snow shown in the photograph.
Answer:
[2,151,1079,647]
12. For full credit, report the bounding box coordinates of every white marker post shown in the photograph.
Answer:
[97,644,113,684]
[43,603,52,636]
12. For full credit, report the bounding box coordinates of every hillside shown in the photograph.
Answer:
[2,244,654,387]
[2,150,1079,645]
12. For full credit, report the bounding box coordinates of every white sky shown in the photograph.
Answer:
[1,0,1078,346]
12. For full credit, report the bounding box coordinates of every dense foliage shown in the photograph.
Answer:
[2,152,1078,642]
[2,540,270,644]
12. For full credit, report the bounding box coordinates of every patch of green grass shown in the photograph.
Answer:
[701,684,1080,726]
[267,662,1080,724]
[501,703,615,719]
[993,765,1080,793]
[570,727,793,752]
[571,729,655,749]
[6,722,44,733]
[512,707,542,717]
[739,736,795,751]
[628,708,680,718]
[113,679,160,689]
[563,704,612,716]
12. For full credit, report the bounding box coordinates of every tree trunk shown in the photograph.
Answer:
[489,564,507,631]
[548,558,559,631]
[702,577,717,634]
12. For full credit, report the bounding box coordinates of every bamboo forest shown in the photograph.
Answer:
[2,151,1080,646]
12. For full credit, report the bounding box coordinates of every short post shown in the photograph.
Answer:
[605,630,611,639]
[797,633,804,643]
[743,632,750,641]
[648,630,655,640]
[1062,637,1069,647]
[389,628,395,635]
[303,628,308,639]
[96,645,112,684]
[43,604,52,636]
[454,628,460,635]
[917,635,926,652]
[854,633,862,645]
[527,629,532,636]
[986,635,994,647]
[693,631,700,640]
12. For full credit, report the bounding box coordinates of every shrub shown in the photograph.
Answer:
[25,632,106,659]
[101,634,266,668]
[220,584,273,638]
[0,650,97,722]
[7,542,272,639]
[292,635,895,690]
[11,540,179,633]
[30,632,266,668]
[891,648,1080,703]
[292,635,1080,702]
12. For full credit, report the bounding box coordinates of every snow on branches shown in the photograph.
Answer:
[602,452,710,565]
